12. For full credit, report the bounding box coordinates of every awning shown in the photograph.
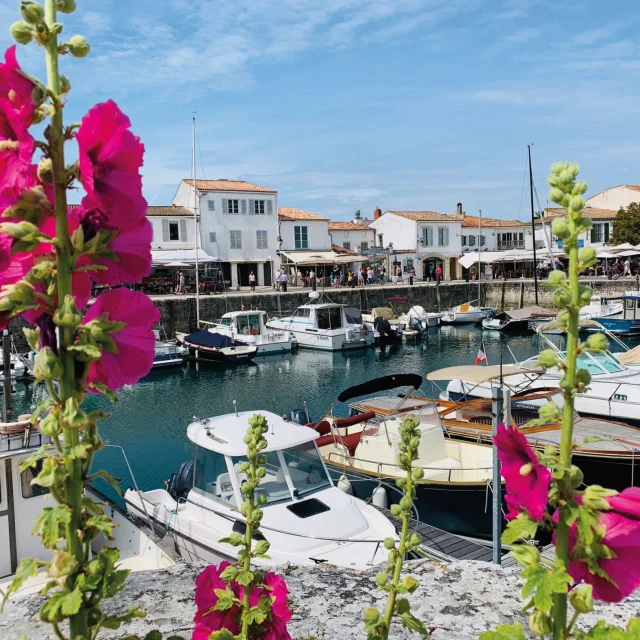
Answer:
[152,249,219,265]
[280,250,367,265]
[596,252,618,259]
[458,249,562,270]
[609,243,637,252]
[426,364,543,383]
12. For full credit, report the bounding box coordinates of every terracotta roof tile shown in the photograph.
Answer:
[386,210,462,222]
[462,216,527,228]
[183,179,276,193]
[328,221,373,230]
[624,185,640,192]
[278,207,329,221]
[147,205,192,217]
[332,244,357,255]
[543,207,618,220]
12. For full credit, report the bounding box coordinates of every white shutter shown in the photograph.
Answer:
[267,200,273,215]
[179,219,187,241]
[162,219,169,242]
[427,228,433,246]
[208,200,214,211]
[241,199,247,214]
[249,199,255,215]
[444,227,449,246]
[222,199,228,214]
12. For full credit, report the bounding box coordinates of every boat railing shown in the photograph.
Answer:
[325,451,493,483]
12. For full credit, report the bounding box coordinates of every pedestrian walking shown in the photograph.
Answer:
[176,270,185,294]
[410,266,416,285]
[623,259,632,277]
[281,269,288,292]
[249,270,256,292]
[435,265,442,283]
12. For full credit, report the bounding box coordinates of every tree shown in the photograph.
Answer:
[611,202,640,245]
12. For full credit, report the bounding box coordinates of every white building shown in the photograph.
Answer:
[171,178,279,288]
[460,215,533,253]
[278,208,332,252]
[586,185,640,211]
[147,205,195,251]
[328,221,376,253]
[539,207,617,250]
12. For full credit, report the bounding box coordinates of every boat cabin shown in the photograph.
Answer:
[216,311,270,336]
[187,411,333,508]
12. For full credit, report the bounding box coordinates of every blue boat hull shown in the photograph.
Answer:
[589,317,640,336]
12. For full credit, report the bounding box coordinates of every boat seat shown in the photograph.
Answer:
[421,456,462,482]
[316,432,361,456]
[314,420,331,436]
[333,412,375,429]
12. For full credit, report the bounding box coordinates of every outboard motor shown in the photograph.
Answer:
[167,458,194,501]
[409,317,424,336]
[289,408,310,425]
[373,317,392,337]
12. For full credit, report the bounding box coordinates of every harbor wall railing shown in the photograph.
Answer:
[7,277,637,349]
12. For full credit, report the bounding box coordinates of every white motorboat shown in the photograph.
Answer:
[203,310,296,356]
[267,296,374,351]
[440,303,485,325]
[399,305,442,328]
[0,416,175,590]
[152,329,187,369]
[482,306,556,333]
[0,353,32,380]
[579,296,623,321]
[125,410,395,569]
[442,349,640,423]
[362,306,414,342]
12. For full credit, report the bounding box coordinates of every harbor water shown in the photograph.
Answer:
[9,325,638,501]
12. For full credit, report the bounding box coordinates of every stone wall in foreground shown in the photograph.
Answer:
[2,560,638,639]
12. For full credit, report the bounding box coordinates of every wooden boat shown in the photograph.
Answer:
[297,374,506,538]
[482,306,555,333]
[177,329,257,364]
[350,388,640,492]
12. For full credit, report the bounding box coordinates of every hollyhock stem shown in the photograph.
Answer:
[44,1,89,637]
[552,212,580,639]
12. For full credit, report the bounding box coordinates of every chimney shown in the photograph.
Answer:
[456,202,463,216]
[374,207,382,220]
[354,209,361,220]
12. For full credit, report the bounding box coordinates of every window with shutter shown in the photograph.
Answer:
[169,222,179,241]
[461,236,467,246]
[241,200,247,214]
[249,200,255,215]
[469,236,475,246]
[605,223,610,242]
[222,200,228,215]
[208,200,214,211]
[256,230,268,249]
[267,200,273,215]
[230,231,242,249]
[444,227,449,246]
[179,219,187,240]
[209,232,216,243]
[162,219,169,242]
[591,226,596,243]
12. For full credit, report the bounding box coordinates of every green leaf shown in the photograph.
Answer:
[40,587,83,623]
[479,622,527,639]
[85,514,116,539]
[88,381,119,401]
[33,456,66,488]
[219,564,239,583]
[395,598,429,635]
[18,445,48,472]
[213,587,236,612]
[236,570,254,586]
[501,513,538,545]
[88,469,123,495]
[1,557,44,608]
[32,505,71,547]
[210,631,235,640]
[67,342,102,363]
[520,565,571,613]
[103,568,130,599]
[143,632,163,640]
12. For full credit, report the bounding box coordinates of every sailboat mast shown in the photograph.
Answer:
[528,144,539,305]
[478,209,482,305]
[192,116,200,327]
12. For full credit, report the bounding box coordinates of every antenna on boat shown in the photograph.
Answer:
[233,400,239,417]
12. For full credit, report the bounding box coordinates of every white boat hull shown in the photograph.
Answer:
[441,310,484,324]
[267,321,373,351]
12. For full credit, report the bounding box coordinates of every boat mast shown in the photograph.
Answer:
[528,144,539,305]
[478,209,482,305]
[192,115,201,327]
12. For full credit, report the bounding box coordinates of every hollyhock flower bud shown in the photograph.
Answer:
[21,2,45,25]
[10,21,33,45]
[37,157,53,184]
[548,187,564,205]
[569,195,585,212]
[59,75,70,95]
[551,217,570,239]
[569,584,594,613]
[57,0,76,12]
[67,35,90,58]
[547,270,566,286]
[584,333,608,353]
[529,611,552,636]
[494,423,551,522]
[33,346,63,380]
[579,247,597,268]
[53,294,83,328]
[83,288,159,392]
[573,181,588,195]
[536,349,558,369]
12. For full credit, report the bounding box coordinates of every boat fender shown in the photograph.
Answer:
[337,475,353,494]
[361,323,369,335]
[372,485,388,509]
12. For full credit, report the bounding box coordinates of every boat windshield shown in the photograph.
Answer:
[232,442,331,504]
[558,351,625,375]
[317,307,342,329]
[236,314,261,336]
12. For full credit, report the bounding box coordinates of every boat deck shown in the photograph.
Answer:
[375,507,497,563]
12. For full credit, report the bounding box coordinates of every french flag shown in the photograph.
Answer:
[475,344,487,366]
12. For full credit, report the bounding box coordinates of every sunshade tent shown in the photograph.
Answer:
[151,249,219,265]
[609,243,637,252]
[596,252,618,259]
[280,250,368,265]
[426,364,543,383]
[503,306,555,320]
[458,249,563,270]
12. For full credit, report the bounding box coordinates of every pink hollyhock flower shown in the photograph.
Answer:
[76,100,147,229]
[77,198,152,285]
[494,423,551,522]
[567,487,640,603]
[192,623,214,640]
[194,562,241,636]
[0,46,37,124]
[0,99,34,182]
[83,288,159,391]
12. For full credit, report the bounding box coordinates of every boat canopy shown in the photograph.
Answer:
[617,344,640,364]
[183,330,235,349]
[504,306,555,320]
[535,318,607,334]
[337,373,423,403]
[187,411,318,455]
[427,364,543,383]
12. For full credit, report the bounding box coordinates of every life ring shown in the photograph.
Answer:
[361,323,369,335]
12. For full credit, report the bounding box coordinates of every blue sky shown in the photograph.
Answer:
[1,0,639,221]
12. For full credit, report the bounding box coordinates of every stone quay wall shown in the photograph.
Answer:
[7,278,637,350]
